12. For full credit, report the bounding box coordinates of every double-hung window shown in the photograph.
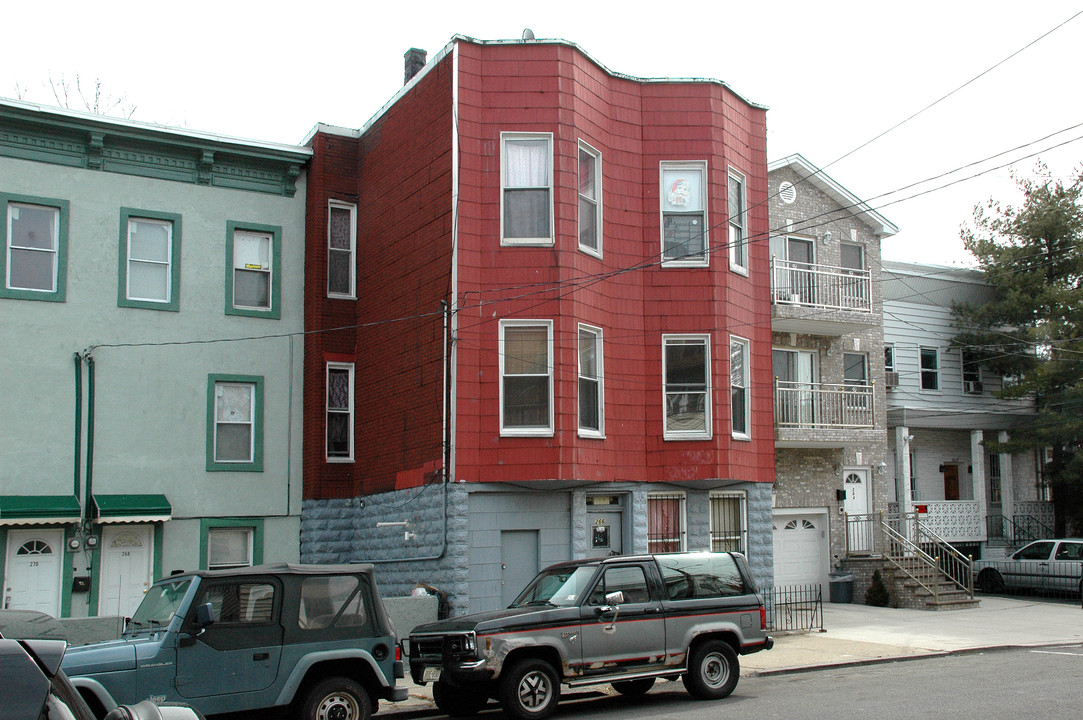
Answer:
[502,133,553,245]
[118,209,181,310]
[207,374,264,471]
[730,336,750,439]
[327,200,356,298]
[578,141,602,256]
[326,362,354,461]
[2,194,68,302]
[663,334,711,439]
[661,162,708,265]
[578,324,604,437]
[500,320,554,435]
[201,518,264,570]
[728,170,748,273]
[920,347,939,391]
[227,222,281,318]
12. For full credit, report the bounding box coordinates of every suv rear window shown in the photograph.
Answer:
[657,553,746,600]
[299,575,371,630]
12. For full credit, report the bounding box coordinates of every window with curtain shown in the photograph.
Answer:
[503,135,552,243]
[214,382,255,463]
[126,217,172,302]
[233,230,272,309]
[6,201,60,292]
[661,162,707,263]
[648,493,686,553]
[501,321,553,433]
[327,201,356,297]
[208,527,254,569]
[326,363,354,460]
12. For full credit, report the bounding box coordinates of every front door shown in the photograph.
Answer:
[578,563,666,675]
[4,528,63,615]
[501,530,539,607]
[100,525,154,618]
[843,469,871,553]
[586,506,623,559]
[943,465,960,501]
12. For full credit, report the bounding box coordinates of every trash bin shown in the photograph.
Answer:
[828,574,855,603]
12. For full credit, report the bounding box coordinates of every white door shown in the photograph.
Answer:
[4,528,63,615]
[99,525,154,617]
[772,513,828,591]
[843,468,872,553]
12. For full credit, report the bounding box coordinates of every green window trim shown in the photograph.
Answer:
[0,192,69,302]
[117,207,182,312]
[224,220,282,319]
[206,374,264,472]
[198,518,265,570]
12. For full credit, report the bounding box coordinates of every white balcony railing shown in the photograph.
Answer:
[774,380,874,429]
[771,258,872,313]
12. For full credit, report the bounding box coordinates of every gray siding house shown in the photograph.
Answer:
[767,155,898,593]
[883,261,1050,558]
[0,99,309,618]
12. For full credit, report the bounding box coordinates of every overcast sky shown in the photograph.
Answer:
[3,1,1080,267]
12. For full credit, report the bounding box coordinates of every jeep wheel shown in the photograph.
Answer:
[499,658,561,720]
[682,640,739,700]
[612,678,655,696]
[300,676,372,720]
[433,680,488,717]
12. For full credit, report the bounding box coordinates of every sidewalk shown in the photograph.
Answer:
[388,596,1082,715]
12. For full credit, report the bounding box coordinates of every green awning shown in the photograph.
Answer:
[92,494,172,524]
[0,496,81,526]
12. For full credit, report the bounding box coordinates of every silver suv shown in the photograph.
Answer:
[408,552,773,719]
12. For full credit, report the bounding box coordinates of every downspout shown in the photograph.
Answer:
[73,353,83,505]
[84,353,95,518]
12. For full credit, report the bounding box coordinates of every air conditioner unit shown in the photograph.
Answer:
[964,380,983,394]
[884,371,899,389]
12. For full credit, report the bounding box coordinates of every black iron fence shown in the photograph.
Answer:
[763,583,824,632]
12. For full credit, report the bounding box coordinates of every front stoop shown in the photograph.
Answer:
[842,557,980,611]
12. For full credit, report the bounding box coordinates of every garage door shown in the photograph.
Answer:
[772,513,827,590]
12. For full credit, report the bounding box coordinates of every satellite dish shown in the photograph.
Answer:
[522,28,535,40]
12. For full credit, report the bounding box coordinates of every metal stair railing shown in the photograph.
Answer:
[907,513,975,598]
[876,518,945,603]
[1013,514,1055,546]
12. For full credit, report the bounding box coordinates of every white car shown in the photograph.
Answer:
[973,539,1083,596]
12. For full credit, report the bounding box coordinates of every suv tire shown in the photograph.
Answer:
[682,640,739,700]
[499,658,560,720]
[300,676,372,720]
[433,679,489,717]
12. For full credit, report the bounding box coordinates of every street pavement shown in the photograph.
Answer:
[387,595,1083,716]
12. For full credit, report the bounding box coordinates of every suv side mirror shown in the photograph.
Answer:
[604,591,624,606]
[196,602,216,629]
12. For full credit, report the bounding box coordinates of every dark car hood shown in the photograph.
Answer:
[411,605,578,635]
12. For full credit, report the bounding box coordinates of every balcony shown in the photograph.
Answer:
[771,258,877,335]
[774,380,879,448]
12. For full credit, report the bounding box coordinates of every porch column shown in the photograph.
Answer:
[971,430,988,541]
[999,431,1015,524]
[896,425,913,512]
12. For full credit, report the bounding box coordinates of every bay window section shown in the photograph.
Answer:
[730,336,750,439]
[500,320,554,435]
[578,324,604,437]
[578,142,602,256]
[664,334,711,439]
[502,134,553,244]
[729,170,748,273]
[661,162,708,265]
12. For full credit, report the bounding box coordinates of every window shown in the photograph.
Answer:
[578,142,602,256]
[988,453,1002,503]
[206,374,264,471]
[227,222,281,318]
[500,320,553,435]
[648,493,686,553]
[920,347,939,390]
[664,335,710,439]
[730,336,750,439]
[658,552,746,599]
[326,362,354,461]
[728,170,748,272]
[661,162,707,265]
[118,209,181,310]
[577,325,604,437]
[844,353,867,385]
[200,519,263,569]
[884,345,895,373]
[299,575,372,631]
[327,200,356,298]
[710,492,747,553]
[962,349,982,391]
[502,133,553,245]
[200,581,275,622]
[2,193,68,302]
[587,565,651,605]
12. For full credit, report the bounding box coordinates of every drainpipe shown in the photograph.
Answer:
[73,353,83,505]
[84,354,95,520]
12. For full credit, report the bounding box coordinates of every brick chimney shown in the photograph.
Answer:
[404,48,427,84]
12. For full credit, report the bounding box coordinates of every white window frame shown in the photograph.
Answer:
[327,200,357,299]
[499,319,554,436]
[728,169,748,275]
[326,362,355,462]
[6,201,60,293]
[663,334,712,440]
[578,324,604,438]
[730,335,751,440]
[660,161,709,267]
[125,217,173,303]
[232,229,273,310]
[920,347,940,391]
[207,527,254,569]
[501,133,554,246]
[578,140,602,258]
[647,492,687,553]
[214,381,256,464]
[709,490,748,553]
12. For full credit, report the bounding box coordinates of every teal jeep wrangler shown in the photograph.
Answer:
[63,563,407,720]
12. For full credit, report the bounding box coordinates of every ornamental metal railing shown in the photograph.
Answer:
[763,584,824,632]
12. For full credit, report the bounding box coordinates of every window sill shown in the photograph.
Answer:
[661,258,709,269]
[501,238,555,247]
[729,263,750,277]
[731,432,752,442]
[500,428,556,438]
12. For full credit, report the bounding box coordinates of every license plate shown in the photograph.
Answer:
[423,667,442,683]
